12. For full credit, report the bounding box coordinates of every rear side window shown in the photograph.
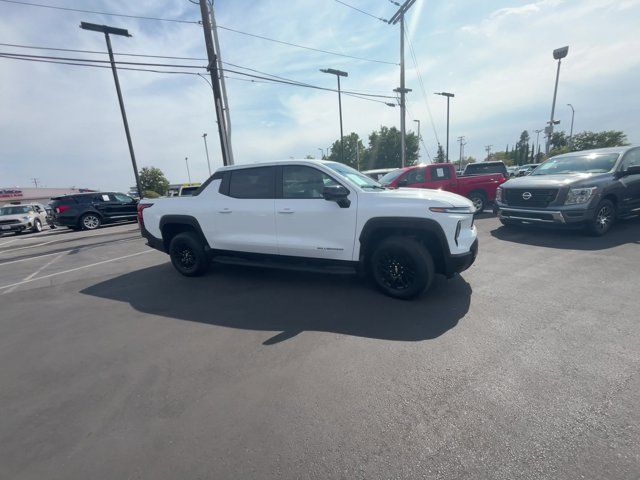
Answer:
[404,168,426,184]
[228,167,275,199]
[465,163,505,175]
[75,195,95,204]
[430,166,451,180]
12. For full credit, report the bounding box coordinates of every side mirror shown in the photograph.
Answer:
[397,178,408,187]
[622,165,640,177]
[323,185,351,208]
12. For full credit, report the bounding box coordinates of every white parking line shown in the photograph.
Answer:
[3,251,67,295]
[0,238,20,247]
[0,228,140,255]
[0,250,154,291]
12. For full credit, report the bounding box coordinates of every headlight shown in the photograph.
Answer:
[496,187,503,202]
[429,206,474,214]
[564,187,598,205]
[22,216,31,221]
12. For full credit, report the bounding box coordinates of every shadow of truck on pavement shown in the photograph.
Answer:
[81,263,472,345]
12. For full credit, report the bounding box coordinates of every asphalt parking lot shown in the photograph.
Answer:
[1,217,639,480]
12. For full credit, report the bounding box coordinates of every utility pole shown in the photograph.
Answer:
[202,133,212,177]
[185,157,191,183]
[567,103,575,148]
[485,145,493,161]
[199,0,232,166]
[31,178,40,188]
[389,0,417,168]
[546,46,569,155]
[435,92,455,162]
[413,119,421,161]
[80,22,142,198]
[208,2,234,165]
[320,68,348,164]
[457,136,466,171]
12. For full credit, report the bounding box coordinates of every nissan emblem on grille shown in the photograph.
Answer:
[522,192,532,200]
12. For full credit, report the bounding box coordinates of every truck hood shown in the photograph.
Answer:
[501,172,611,189]
[0,214,31,222]
[373,187,474,208]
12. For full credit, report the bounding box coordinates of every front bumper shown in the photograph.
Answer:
[496,204,595,226]
[445,238,478,277]
[0,222,28,233]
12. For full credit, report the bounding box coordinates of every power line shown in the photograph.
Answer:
[0,52,395,105]
[404,28,440,147]
[0,0,397,65]
[0,51,204,68]
[0,0,199,24]
[333,0,387,22]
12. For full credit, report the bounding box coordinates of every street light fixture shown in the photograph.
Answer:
[434,92,455,162]
[545,45,569,154]
[318,147,324,159]
[185,157,191,183]
[80,22,142,198]
[320,68,348,164]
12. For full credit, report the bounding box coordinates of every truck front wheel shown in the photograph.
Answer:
[370,236,434,299]
[468,191,486,213]
[169,231,210,276]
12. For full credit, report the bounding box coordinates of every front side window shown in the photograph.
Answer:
[228,167,275,199]
[621,150,640,171]
[325,162,383,189]
[283,166,339,199]
[404,168,426,184]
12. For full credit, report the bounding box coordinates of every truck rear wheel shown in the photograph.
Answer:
[370,236,434,299]
[169,232,210,276]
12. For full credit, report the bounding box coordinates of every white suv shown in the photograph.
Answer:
[139,160,478,299]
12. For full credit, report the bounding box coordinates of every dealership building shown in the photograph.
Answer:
[0,187,91,206]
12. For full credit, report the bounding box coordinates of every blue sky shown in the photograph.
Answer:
[1,0,639,190]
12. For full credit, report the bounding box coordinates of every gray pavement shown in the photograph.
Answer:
[0,218,639,479]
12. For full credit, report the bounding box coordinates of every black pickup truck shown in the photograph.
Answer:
[495,146,640,235]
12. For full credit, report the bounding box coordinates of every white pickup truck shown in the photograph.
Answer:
[138,160,478,299]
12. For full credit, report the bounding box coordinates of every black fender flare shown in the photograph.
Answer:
[159,215,210,250]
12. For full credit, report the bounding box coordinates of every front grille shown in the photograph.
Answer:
[0,219,20,225]
[504,188,558,208]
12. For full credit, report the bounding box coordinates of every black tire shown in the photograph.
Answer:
[67,226,81,231]
[370,236,434,299]
[169,232,210,277]
[499,218,518,227]
[585,199,615,236]
[80,213,101,230]
[468,191,486,214]
[31,219,42,233]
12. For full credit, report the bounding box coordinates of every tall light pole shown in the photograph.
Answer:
[545,46,569,155]
[320,68,348,164]
[567,103,575,148]
[534,128,543,156]
[485,145,493,161]
[318,148,324,159]
[389,0,417,168]
[457,136,466,171]
[202,133,212,177]
[413,119,421,161]
[185,157,191,183]
[434,92,455,162]
[80,22,142,198]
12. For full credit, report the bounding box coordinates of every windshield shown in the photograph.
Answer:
[532,153,619,175]
[325,162,384,189]
[378,169,405,185]
[0,206,31,215]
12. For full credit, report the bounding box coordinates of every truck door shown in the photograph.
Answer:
[275,165,358,261]
[618,149,640,214]
[398,167,427,188]
[427,165,455,191]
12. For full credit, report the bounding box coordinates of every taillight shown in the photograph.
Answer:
[56,204,72,214]
[137,203,153,229]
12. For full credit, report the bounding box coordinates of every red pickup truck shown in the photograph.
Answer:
[379,163,506,212]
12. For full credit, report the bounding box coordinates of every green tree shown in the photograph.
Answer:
[327,132,366,170]
[515,131,530,165]
[433,144,446,163]
[572,130,628,151]
[362,126,419,169]
[139,166,170,196]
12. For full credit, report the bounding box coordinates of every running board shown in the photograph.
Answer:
[212,255,356,275]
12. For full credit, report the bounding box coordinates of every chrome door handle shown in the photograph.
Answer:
[278,210,294,214]
[218,209,232,214]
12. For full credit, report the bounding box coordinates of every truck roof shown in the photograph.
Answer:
[554,145,637,156]
[215,159,337,171]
